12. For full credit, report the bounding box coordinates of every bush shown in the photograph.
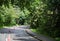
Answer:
[0,4,19,27]
[30,0,60,38]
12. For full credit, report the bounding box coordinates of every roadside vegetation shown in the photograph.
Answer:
[0,0,60,41]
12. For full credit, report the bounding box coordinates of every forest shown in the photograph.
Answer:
[0,0,60,41]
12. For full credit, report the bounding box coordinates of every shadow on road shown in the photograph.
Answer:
[0,26,39,41]
[0,28,19,34]
[0,25,29,34]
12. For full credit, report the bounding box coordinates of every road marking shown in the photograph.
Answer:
[6,34,11,41]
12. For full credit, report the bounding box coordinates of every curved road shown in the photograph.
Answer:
[0,25,38,41]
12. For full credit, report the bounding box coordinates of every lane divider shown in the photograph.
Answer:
[6,34,11,41]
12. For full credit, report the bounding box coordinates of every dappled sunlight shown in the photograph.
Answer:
[0,0,60,41]
[0,26,38,41]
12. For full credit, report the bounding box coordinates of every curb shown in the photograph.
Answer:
[26,29,43,41]
[26,29,55,41]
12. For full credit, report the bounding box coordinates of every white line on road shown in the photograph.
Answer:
[6,34,11,41]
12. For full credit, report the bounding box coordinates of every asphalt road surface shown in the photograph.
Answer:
[0,25,38,41]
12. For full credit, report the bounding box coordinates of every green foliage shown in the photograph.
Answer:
[55,38,60,41]
[17,7,30,25]
[30,0,60,38]
[0,0,60,40]
[0,4,20,27]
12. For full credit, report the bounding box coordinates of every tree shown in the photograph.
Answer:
[30,0,60,37]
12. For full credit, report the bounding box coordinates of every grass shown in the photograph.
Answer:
[31,29,48,35]
[31,29,60,41]
[31,29,37,33]
[0,24,19,29]
[0,25,4,29]
[55,38,60,41]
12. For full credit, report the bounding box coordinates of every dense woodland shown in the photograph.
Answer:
[0,0,60,41]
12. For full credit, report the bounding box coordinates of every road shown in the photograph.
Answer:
[0,25,38,41]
